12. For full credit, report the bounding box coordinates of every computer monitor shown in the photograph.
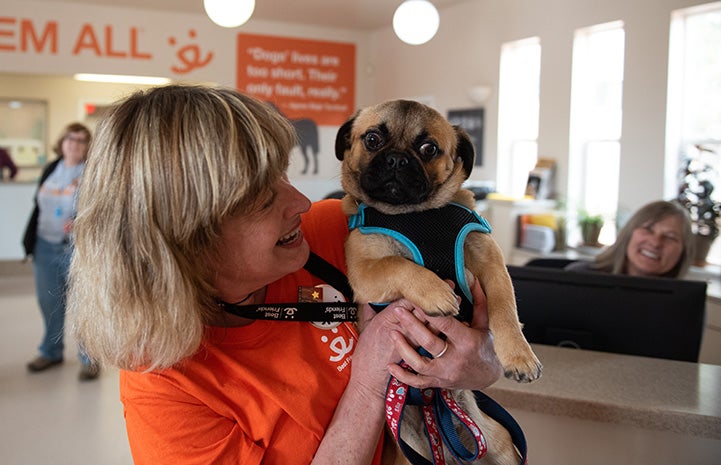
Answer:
[508,265,708,362]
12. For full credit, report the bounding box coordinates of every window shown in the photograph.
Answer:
[568,21,625,246]
[667,2,721,266]
[497,37,541,197]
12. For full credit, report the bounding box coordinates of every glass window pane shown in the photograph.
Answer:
[683,10,721,139]
[584,141,620,246]
[498,37,541,197]
[569,22,625,246]
[668,3,721,266]
[511,140,538,196]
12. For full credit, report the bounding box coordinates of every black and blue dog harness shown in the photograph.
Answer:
[348,202,492,323]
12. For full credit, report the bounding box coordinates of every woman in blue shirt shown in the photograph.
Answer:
[22,122,98,380]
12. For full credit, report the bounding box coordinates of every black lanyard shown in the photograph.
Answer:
[218,301,357,322]
[218,252,357,322]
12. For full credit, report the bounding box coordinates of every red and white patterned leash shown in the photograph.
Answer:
[385,363,487,465]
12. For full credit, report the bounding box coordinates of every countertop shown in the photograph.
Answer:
[485,344,721,440]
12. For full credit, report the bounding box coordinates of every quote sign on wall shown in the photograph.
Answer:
[236,33,356,127]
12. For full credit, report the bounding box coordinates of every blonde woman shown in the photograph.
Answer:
[67,85,501,464]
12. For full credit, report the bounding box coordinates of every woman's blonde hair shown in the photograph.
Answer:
[67,85,296,370]
[592,200,695,278]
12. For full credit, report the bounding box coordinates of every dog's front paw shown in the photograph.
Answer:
[423,289,460,317]
[502,354,543,383]
[407,280,460,317]
[495,337,542,383]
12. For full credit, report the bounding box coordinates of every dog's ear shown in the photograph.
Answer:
[335,116,356,161]
[454,126,475,178]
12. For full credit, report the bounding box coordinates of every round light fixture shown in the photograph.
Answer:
[204,0,255,28]
[393,0,440,45]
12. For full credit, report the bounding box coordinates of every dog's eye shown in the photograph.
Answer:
[363,131,385,151]
[419,142,438,158]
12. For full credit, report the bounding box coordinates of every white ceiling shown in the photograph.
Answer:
[38,0,468,31]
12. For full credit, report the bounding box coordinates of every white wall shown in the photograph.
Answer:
[366,0,713,215]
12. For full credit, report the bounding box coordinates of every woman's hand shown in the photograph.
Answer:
[385,277,502,391]
[315,280,501,465]
[349,298,418,400]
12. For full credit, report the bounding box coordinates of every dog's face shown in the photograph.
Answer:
[335,100,475,214]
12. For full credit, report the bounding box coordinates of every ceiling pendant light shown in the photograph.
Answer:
[393,0,440,45]
[204,0,255,28]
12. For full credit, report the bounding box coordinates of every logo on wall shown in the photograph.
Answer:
[168,29,214,74]
[0,16,216,77]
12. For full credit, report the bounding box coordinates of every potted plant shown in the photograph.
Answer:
[578,210,604,247]
[675,144,720,265]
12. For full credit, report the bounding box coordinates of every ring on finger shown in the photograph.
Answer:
[434,340,449,359]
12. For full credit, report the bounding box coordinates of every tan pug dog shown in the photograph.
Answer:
[335,99,542,465]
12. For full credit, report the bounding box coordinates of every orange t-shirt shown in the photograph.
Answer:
[120,199,383,464]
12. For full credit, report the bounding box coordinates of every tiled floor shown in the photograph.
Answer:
[0,271,133,465]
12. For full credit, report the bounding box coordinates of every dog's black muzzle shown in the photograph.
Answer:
[361,151,431,205]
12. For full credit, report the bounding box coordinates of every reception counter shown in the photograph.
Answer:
[486,344,721,464]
